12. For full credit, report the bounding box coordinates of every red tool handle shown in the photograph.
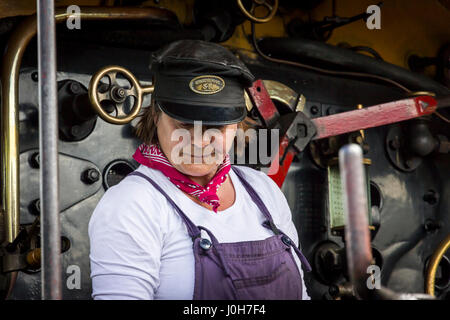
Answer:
[312,96,437,140]
[247,80,438,187]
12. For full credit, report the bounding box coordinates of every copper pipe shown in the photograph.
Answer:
[339,144,373,299]
[5,271,18,300]
[1,6,175,244]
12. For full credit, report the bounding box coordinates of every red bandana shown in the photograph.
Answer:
[132,143,231,213]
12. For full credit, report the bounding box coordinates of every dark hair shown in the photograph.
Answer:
[134,97,162,145]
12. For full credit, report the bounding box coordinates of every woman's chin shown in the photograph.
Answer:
[176,162,219,177]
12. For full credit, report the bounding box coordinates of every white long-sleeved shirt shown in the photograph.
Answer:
[88,164,310,299]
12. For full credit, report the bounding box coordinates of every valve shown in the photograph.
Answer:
[236,0,279,24]
[88,65,154,125]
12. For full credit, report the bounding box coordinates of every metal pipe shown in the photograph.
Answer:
[339,145,436,300]
[0,5,175,244]
[258,38,450,95]
[338,144,373,299]
[37,0,61,300]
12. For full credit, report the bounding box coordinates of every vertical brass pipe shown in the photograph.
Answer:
[0,6,175,244]
[1,15,37,244]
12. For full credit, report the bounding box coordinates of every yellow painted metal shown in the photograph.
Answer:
[3,0,447,72]
[226,0,450,74]
[309,0,450,73]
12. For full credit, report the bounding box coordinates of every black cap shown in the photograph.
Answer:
[150,40,255,125]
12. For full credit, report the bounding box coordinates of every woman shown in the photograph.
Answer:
[88,40,311,300]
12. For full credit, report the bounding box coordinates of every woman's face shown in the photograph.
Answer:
[156,112,237,177]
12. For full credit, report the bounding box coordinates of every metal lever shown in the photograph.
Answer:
[339,144,436,300]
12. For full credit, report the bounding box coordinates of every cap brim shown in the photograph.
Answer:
[156,101,246,125]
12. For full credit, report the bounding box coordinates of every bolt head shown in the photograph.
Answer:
[71,125,82,137]
[29,152,40,168]
[69,82,81,95]
[88,169,100,181]
[82,168,100,184]
[29,199,40,215]
[31,72,39,82]
[326,108,336,115]
[117,88,125,97]
[111,86,127,102]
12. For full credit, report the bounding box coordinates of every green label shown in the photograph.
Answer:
[327,165,372,230]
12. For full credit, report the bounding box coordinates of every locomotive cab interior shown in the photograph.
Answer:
[0,0,449,301]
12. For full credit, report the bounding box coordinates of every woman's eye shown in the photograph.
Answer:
[204,124,225,131]
[175,122,225,131]
[177,122,192,129]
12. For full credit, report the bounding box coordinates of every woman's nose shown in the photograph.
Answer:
[192,127,215,148]
[204,129,217,144]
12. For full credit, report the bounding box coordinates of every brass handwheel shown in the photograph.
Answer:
[237,0,279,23]
[89,65,154,125]
[426,234,450,297]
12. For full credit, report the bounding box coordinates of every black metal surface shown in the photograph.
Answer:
[241,53,450,299]
[385,119,441,172]
[57,80,97,142]
[9,64,141,299]
[284,128,450,299]
[193,0,245,42]
[20,150,103,225]
[313,241,346,285]
[386,125,423,172]
[54,4,240,51]
[103,160,136,190]
[287,4,380,41]
[257,37,450,95]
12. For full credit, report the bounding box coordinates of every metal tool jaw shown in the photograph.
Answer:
[278,111,317,154]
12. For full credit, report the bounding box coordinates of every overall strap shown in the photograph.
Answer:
[278,229,312,272]
[232,166,312,272]
[128,171,201,240]
[231,166,280,235]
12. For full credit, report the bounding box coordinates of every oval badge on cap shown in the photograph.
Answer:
[189,75,225,95]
